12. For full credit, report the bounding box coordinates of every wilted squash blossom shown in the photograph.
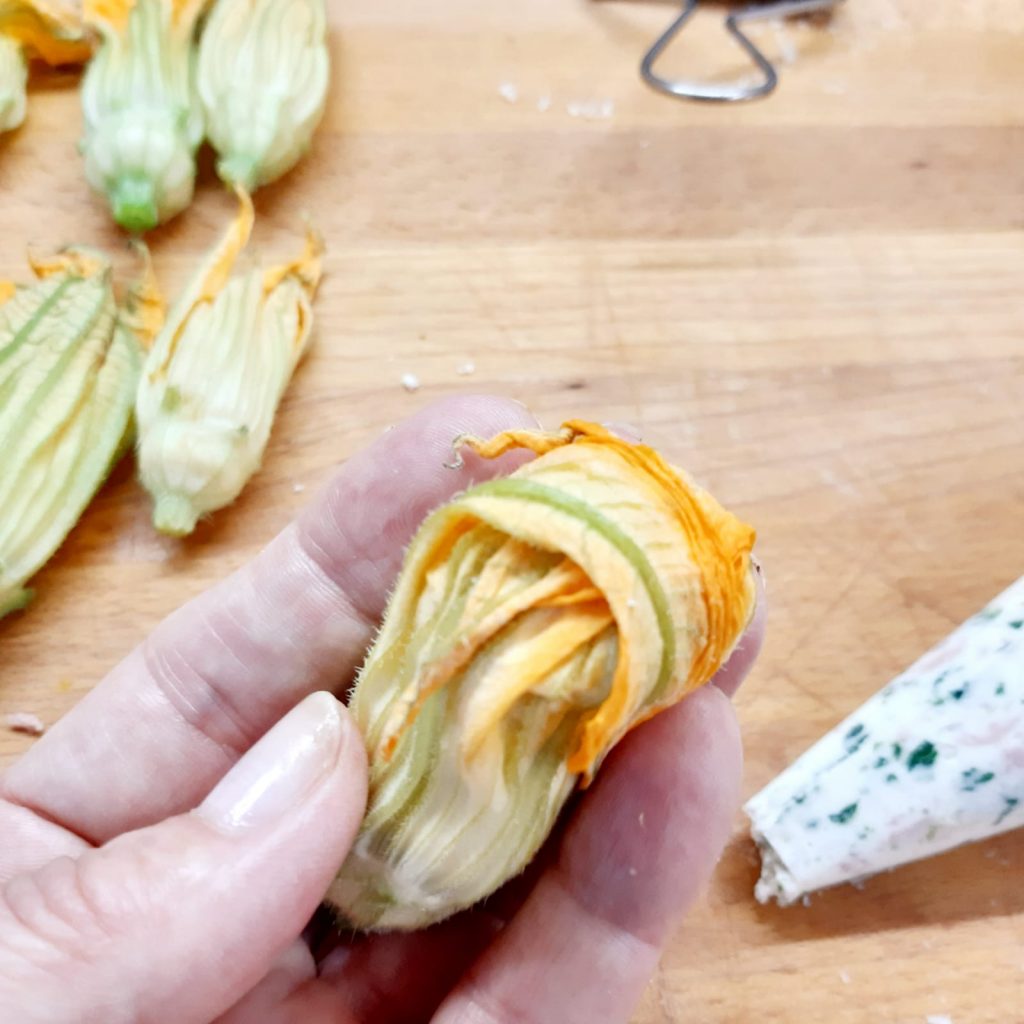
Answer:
[0,249,145,617]
[80,0,206,232]
[329,422,758,930]
[135,190,323,536]
[196,0,328,192]
[0,0,91,132]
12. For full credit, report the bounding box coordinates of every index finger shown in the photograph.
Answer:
[1,396,538,846]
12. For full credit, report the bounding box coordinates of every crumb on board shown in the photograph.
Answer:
[292,483,306,494]
[536,95,552,112]
[801,894,812,907]
[926,1016,953,1024]
[4,712,45,736]
[638,811,646,827]
[456,361,476,377]
[498,82,519,104]
[567,98,615,120]
[401,373,421,393]
[838,970,851,985]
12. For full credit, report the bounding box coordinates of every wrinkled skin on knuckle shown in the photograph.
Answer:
[0,856,116,999]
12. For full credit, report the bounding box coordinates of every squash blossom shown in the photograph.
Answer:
[135,190,323,536]
[0,0,91,132]
[80,0,206,232]
[196,0,328,192]
[0,249,144,618]
[329,422,758,930]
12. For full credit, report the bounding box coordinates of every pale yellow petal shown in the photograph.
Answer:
[147,188,253,383]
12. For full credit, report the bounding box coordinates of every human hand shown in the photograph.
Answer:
[0,396,765,1024]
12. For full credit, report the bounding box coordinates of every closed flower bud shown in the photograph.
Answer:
[135,190,323,536]
[80,0,206,232]
[196,0,328,191]
[329,422,758,929]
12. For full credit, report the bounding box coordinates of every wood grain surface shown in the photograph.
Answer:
[2,1,1024,1020]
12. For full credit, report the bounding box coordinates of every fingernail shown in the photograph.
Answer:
[198,692,346,831]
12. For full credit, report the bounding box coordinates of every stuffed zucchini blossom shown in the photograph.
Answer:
[330,421,758,930]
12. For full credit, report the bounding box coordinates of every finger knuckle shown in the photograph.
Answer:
[141,623,255,758]
[1,856,117,971]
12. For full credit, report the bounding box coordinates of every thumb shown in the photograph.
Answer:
[0,692,367,1024]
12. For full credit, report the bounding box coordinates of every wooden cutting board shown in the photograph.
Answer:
[2,1,1022,1020]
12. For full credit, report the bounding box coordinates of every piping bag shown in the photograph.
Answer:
[746,574,1024,905]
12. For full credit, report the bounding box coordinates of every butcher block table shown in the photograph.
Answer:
[2,1,1023,1020]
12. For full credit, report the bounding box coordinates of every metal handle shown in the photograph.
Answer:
[640,0,845,104]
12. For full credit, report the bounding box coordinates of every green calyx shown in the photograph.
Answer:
[217,154,260,192]
[0,586,34,619]
[111,175,159,234]
[153,493,200,537]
